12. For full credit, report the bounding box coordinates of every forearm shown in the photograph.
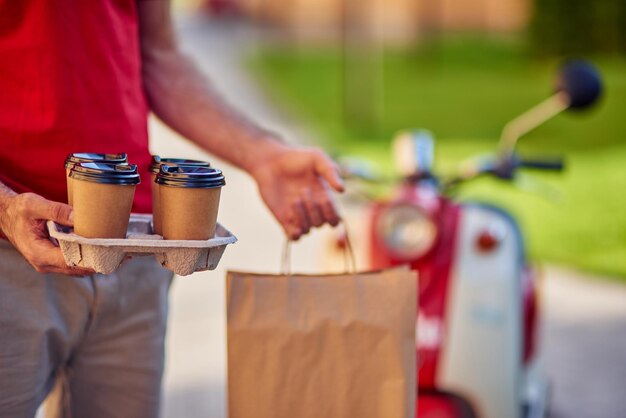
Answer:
[135,1,342,240]
[142,48,286,174]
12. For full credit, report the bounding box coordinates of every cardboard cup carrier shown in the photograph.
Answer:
[48,214,236,275]
[65,153,127,206]
[52,156,235,276]
[70,162,139,238]
[156,165,225,240]
[149,156,210,236]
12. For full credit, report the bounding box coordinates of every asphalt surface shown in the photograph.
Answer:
[35,15,626,418]
[543,267,626,418]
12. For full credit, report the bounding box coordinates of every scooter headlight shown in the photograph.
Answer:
[378,205,437,259]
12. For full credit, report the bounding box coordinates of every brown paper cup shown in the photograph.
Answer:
[65,153,127,206]
[149,157,210,235]
[150,173,162,235]
[73,180,136,239]
[160,186,221,240]
[66,167,74,206]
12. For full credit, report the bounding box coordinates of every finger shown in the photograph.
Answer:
[30,238,94,276]
[27,196,73,226]
[42,261,94,276]
[274,206,300,241]
[282,218,302,241]
[284,200,309,240]
[43,244,77,269]
[313,152,345,193]
[41,265,94,277]
[285,225,302,241]
[302,190,324,228]
[293,199,312,236]
[313,184,341,227]
[319,198,341,227]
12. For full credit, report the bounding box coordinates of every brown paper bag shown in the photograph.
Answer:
[226,266,417,418]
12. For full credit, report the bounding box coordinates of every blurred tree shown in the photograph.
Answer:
[530,0,626,55]
[341,0,384,134]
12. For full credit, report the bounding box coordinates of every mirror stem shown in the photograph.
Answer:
[498,92,569,158]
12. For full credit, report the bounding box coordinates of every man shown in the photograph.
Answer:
[0,1,343,417]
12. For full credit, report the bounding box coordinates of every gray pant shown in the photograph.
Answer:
[0,241,174,418]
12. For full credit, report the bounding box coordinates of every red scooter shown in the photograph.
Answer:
[335,61,602,418]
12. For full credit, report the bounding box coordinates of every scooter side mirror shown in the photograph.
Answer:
[499,60,604,157]
[555,60,603,110]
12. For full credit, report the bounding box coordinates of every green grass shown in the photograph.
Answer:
[248,37,626,279]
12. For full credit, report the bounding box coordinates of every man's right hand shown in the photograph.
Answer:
[0,193,93,276]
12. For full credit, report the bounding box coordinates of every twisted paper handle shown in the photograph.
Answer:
[281,222,356,275]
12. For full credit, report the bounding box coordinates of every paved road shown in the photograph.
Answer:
[158,16,626,418]
[543,267,626,418]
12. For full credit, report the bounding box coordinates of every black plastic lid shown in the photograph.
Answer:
[149,155,210,174]
[156,165,225,188]
[69,162,141,185]
[65,153,127,169]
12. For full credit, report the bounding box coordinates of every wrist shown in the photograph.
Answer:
[0,191,16,237]
[244,135,291,179]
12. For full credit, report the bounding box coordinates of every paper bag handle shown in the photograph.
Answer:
[281,222,357,275]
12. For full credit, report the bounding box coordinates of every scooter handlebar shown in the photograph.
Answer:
[519,158,565,171]
[464,155,565,181]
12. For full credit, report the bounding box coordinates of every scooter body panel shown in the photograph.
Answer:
[365,181,545,418]
[436,203,524,418]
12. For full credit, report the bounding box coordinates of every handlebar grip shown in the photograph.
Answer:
[520,159,565,171]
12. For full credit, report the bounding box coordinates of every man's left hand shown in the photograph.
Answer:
[251,145,344,240]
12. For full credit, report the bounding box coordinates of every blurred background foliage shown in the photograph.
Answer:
[184,0,626,278]
[530,0,626,55]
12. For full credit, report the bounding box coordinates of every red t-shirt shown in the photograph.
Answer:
[0,0,152,213]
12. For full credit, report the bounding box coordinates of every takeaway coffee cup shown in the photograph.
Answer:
[156,165,225,240]
[70,162,140,239]
[149,156,210,236]
[65,153,127,206]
